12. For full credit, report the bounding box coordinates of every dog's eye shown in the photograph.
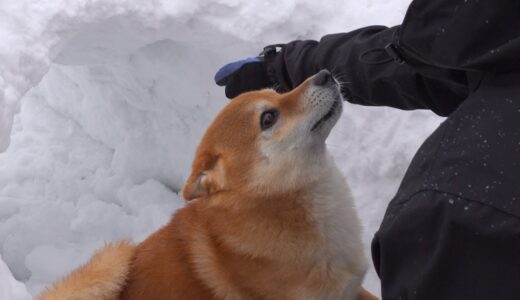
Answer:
[260,110,279,130]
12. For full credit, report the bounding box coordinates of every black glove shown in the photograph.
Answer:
[215,46,284,99]
[214,56,270,99]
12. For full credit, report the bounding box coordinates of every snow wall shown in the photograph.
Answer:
[0,0,443,298]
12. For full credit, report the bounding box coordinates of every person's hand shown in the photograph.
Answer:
[214,57,270,99]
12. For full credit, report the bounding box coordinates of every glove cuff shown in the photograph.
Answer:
[260,44,285,92]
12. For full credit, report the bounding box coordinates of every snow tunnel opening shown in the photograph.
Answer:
[4,15,256,293]
[21,16,255,192]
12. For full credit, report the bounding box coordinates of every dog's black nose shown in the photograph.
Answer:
[313,70,333,86]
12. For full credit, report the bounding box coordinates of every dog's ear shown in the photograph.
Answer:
[182,153,224,201]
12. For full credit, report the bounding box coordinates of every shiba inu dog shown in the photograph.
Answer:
[38,70,377,300]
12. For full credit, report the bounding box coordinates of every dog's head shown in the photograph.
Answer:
[183,70,343,200]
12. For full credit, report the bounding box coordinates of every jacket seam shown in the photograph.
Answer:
[394,188,520,220]
[423,120,453,186]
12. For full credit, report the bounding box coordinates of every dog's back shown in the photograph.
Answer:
[120,204,216,299]
[38,242,134,300]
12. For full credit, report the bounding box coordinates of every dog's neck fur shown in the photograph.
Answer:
[192,150,367,299]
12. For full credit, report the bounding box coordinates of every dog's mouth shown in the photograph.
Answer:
[311,99,341,131]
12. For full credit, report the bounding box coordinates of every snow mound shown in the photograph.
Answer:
[0,0,442,297]
[0,254,31,300]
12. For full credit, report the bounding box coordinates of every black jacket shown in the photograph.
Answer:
[264,1,520,299]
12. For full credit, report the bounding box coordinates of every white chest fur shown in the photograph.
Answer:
[304,153,367,300]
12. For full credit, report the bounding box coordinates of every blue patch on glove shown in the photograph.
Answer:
[214,57,261,85]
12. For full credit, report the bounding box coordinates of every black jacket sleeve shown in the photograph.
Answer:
[267,26,470,116]
[266,0,520,116]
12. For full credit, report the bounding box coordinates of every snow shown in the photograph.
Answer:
[0,0,443,298]
[0,254,31,300]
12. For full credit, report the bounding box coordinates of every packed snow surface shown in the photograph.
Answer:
[0,254,31,300]
[0,0,443,298]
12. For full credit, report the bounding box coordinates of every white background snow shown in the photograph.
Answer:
[0,0,443,298]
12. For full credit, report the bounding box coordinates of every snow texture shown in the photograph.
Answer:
[0,0,443,298]
[0,254,31,300]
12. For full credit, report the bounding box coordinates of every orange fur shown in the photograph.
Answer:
[41,73,374,299]
[38,242,135,300]
[357,287,379,300]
